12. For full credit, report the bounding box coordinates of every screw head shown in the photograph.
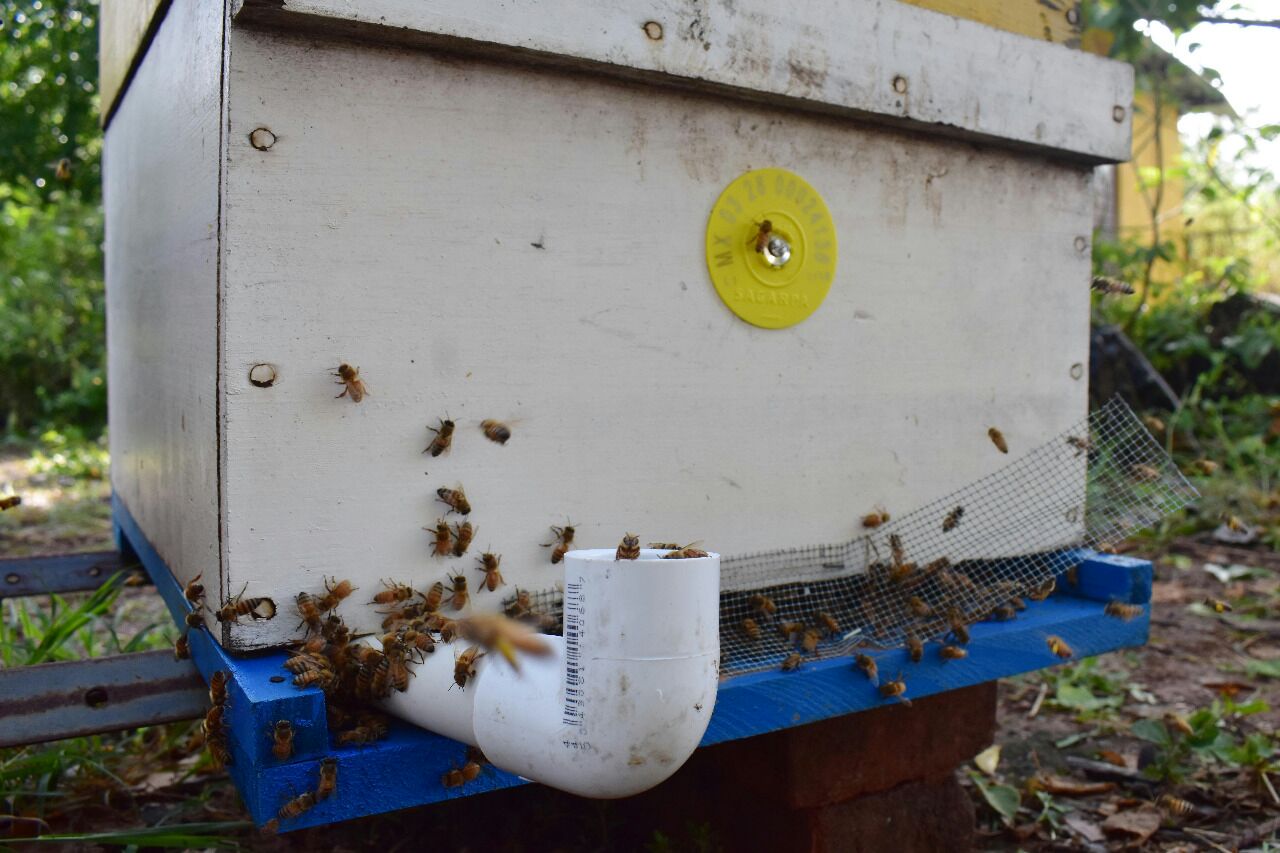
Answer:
[764,236,792,268]
[1112,105,1126,123]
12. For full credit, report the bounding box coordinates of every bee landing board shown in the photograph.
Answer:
[105,0,1134,651]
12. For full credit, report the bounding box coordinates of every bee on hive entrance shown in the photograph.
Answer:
[216,585,276,623]
[174,632,191,661]
[480,419,512,445]
[331,364,366,402]
[879,673,910,705]
[316,758,338,801]
[476,552,505,591]
[987,427,1008,454]
[740,618,761,640]
[424,417,455,457]
[371,580,414,605]
[662,542,710,559]
[1103,601,1143,621]
[448,574,469,610]
[277,790,316,821]
[615,533,640,561]
[861,507,890,528]
[939,645,967,661]
[780,652,804,672]
[1046,635,1073,659]
[437,485,471,516]
[748,219,774,253]
[544,522,575,563]
[905,632,923,663]
[748,593,777,618]
[271,721,294,760]
[422,580,446,612]
[427,520,452,557]
[942,506,964,532]
[184,572,205,605]
[452,521,476,557]
[1066,435,1092,456]
[855,653,879,685]
[452,645,484,690]
[319,577,355,613]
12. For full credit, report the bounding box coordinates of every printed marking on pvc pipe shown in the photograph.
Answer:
[562,577,585,731]
[704,168,838,329]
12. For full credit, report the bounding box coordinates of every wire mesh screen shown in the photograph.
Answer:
[717,396,1198,675]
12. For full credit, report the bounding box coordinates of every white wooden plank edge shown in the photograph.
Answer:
[231,0,1134,164]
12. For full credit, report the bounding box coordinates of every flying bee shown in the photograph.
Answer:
[939,645,967,661]
[448,574,469,610]
[1193,458,1219,476]
[749,594,778,617]
[801,628,821,654]
[946,608,970,645]
[1104,601,1144,621]
[908,596,933,618]
[1027,577,1056,601]
[449,520,475,557]
[543,522,576,563]
[316,758,338,801]
[319,578,355,613]
[0,495,21,511]
[861,507,890,529]
[429,520,453,557]
[988,427,1009,454]
[889,534,906,567]
[1046,635,1073,659]
[372,581,414,605]
[424,417,456,457]
[185,611,205,629]
[1157,794,1194,817]
[1066,435,1092,456]
[740,618,761,640]
[54,157,73,181]
[437,485,471,516]
[453,645,484,690]
[422,580,446,612]
[816,611,840,636]
[216,585,277,623]
[615,533,641,561]
[748,219,774,253]
[476,552,505,592]
[855,653,879,685]
[942,506,964,533]
[1130,463,1161,482]
[331,363,366,402]
[184,572,205,605]
[1090,275,1134,295]
[879,673,910,705]
[1164,712,1194,736]
[1203,597,1232,613]
[905,633,923,663]
[174,632,191,661]
[1226,515,1247,533]
[480,419,512,445]
[778,621,804,641]
[781,652,804,671]
[277,790,317,820]
[271,721,294,760]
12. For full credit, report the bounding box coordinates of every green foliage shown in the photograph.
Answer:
[28,427,107,480]
[967,770,1021,824]
[1131,698,1272,783]
[1043,657,1128,720]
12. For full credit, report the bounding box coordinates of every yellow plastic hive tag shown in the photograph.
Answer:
[704,168,838,329]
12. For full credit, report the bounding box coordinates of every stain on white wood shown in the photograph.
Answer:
[105,0,224,615]
[233,0,1133,164]
[212,28,1094,650]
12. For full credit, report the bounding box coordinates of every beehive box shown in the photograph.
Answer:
[104,0,1133,652]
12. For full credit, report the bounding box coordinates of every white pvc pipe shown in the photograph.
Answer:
[378,548,720,798]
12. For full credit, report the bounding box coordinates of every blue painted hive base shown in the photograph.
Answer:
[114,494,1151,832]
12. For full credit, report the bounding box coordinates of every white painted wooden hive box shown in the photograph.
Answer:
[104,0,1134,651]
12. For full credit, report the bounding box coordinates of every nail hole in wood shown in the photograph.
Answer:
[1112,105,1126,122]
[269,675,286,684]
[892,75,908,94]
[84,686,109,708]
[249,127,277,150]
[4,573,19,584]
[249,363,278,388]
[642,21,663,40]
[1070,363,1084,380]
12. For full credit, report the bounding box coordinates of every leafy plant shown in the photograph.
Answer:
[1042,657,1128,720]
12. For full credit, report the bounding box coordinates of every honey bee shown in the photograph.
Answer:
[271,721,294,760]
[778,621,804,640]
[184,572,205,605]
[946,608,971,645]
[905,633,923,663]
[316,757,338,801]
[1046,635,1073,659]
[331,363,366,402]
[1104,600,1144,621]
[1193,458,1219,476]
[185,611,205,629]
[453,645,484,690]
[615,533,641,561]
[879,673,910,705]
[216,586,277,623]
[54,157,73,181]
[922,557,951,576]
[648,542,682,550]
[423,580,446,612]
[1130,463,1161,482]
[908,596,933,618]
[1226,515,1247,533]
[442,520,472,558]
[1157,794,1194,817]
[277,790,316,820]
[1090,275,1134,295]
[1203,597,1232,613]
[543,522,575,563]
[662,543,711,559]
[1065,565,1080,588]
[889,533,906,567]
[781,652,804,671]
[443,760,483,787]
[480,419,512,445]
[448,574,469,610]
[336,725,385,746]
[0,495,20,511]
[942,506,964,533]
[1009,596,1027,612]
[890,561,916,585]
[174,632,191,661]
[740,618,761,640]
[293,667,339,691]
[424,417,456,457]
[855,653,879,685]
[296,592,323,634]
[991,604,1017,621]
[372,581,414,606]
[988,427,1009,454]
[801,628,821,654]
[748,219,774,253]
[209,670,229,706]
[816,611,840,636]
[476,552,505,592]
[1141,414,1167,434]
[861,507,890,529]
[505,588,533,619]
[939,645,967,660]
[1164,712,1194,736]
[1027,577,1056,601]
[429,520,453,557]
[748,594,778,617]
[1066,435,1092,456]
[437,485,471,516]
[402,627,437,659]
[319,578,355,613]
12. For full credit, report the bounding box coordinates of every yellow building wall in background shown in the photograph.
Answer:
[1116,91,1185,245]
[898,0,1081,45]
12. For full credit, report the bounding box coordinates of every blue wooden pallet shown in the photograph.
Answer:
[114,494,1151,832]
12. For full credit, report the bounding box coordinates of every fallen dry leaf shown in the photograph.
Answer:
[1063,813,1105,844]
[1102,806,1162,845]
[1203,681,1253,699]
[1098,749,1129,768]
[973,744,1001,776]
[1028,774,1116,797]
